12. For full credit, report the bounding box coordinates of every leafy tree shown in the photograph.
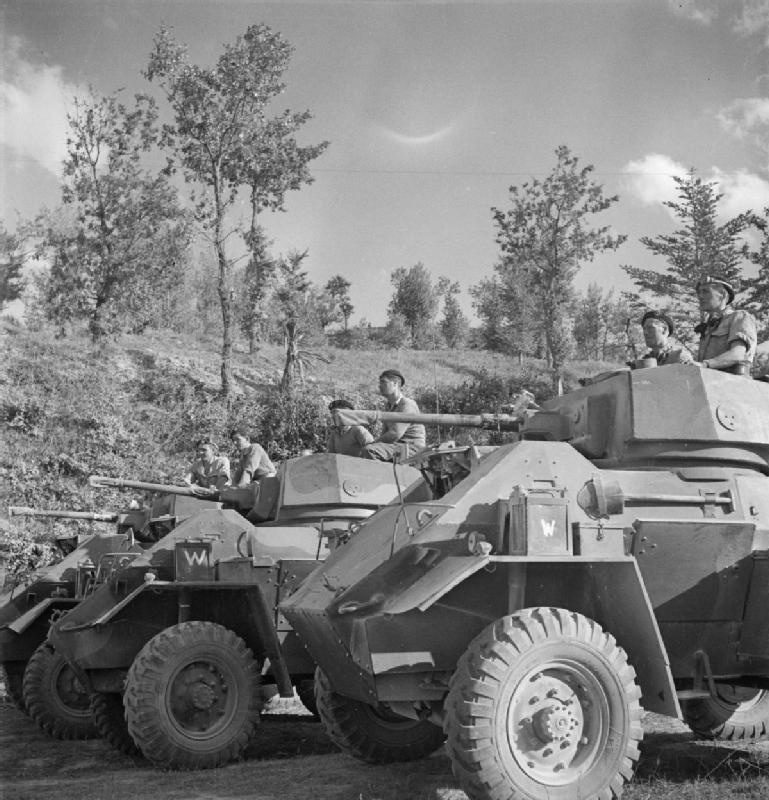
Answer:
[380,311,411,349]
[0,222,27,309]
[388,262,439,347]
[436,277,469,348]
[492,145,625,381]
[145,24,328,395]
[272,250,329,391]
[325,274,354,330]
[38,89,191,340]
[469,276,509,352]
[572,283,636,362]
[240,224,276,353]
[623,171,758,342]
[744,210,769,339]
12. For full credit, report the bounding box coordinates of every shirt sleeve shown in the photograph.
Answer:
[727,311,758,354]
[213,457,231,490]
[354,426,374,447]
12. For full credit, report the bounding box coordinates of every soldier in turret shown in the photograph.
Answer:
[361,369,426,462]
[327,399,374,457]
[638,310,693,366]
[229,426,277,486]
[694,276,757,374]
[184,438,230,492]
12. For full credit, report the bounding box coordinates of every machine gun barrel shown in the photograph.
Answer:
[335,409,523,432]
[8,506,119,522]
[89,476,217,498]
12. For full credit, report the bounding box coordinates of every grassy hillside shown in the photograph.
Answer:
[0,322,618,580]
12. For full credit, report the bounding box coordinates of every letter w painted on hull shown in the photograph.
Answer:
[540,518,556,538]
[183,549,208,566]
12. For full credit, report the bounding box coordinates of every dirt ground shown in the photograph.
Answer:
[3,695,769,800]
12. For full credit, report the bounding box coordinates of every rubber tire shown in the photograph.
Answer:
[314,667,445,763]
[297,678,319,719]
[444,607,643,800]
[22,642,98,740]
[123,621,261,770]
[683,685,769,741]
[91,692,142,756]
[2,661,27,711]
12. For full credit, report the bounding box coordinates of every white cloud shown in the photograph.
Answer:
[734,1,769,46]
[717,97,769,140]
[0,36,83,176]
[623,153,769,219]
[621,154,688,206]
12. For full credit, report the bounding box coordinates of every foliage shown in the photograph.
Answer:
[324,275,354,330]
[437,277,469,348]
[0,222,27,309]
[572,283,638,362]
[36,90,192,340]
[388,262,439,346]
[491,145,626,380]
[240,224,276,353]
[743,209,769,339]
[145,23,327,395]
[380,311,411,349]
[623,171,759,344]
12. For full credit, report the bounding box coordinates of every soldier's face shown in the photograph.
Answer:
[231,434,249,452]
[642,319,668,349]
[379,376,399,397]
[197,444,214,462]
[698,285,727,312]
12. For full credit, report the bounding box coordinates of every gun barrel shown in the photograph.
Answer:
[89,476,216,498]
[8,507,119,522]
[335,409,522,432]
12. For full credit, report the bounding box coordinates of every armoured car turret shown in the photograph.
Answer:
[281,364,769,800]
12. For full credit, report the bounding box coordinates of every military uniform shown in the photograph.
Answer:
[231,443,276,486]
[188,456,230,490]
[640,343,694,366]
[695,309,757,373]
[362,395,426,462]
[327,425,374,457]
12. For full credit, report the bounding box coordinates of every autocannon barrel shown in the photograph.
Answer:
[335,409,523,432]
[8,506,120,522]
[88,476,218,498]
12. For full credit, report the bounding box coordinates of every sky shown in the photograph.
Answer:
[3,0,769,325]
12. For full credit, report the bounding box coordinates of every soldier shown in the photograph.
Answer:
[694,276,757,374]
[327,399,374,457]
[229,426,277,487]
[638,310,693,366]
[361,369,426,462]
[184,438,230,491]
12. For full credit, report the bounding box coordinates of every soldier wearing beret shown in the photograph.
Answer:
[184,438,231,492]
[361,369,426,462]
[639,310,693,366]
[694,276,757,374]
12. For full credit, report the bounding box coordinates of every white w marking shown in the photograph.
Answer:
[540,518,557,538]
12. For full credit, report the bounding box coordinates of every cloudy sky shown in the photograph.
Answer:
[3,0,769,324]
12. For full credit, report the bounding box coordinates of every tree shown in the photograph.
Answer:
[492,145,626,382]
[145,24,328,396]
[623,170,758,343]
[39,89,191,340]
[325,274,354,330]
[388,262,439,347]
[744,210,769,339]
[436,277,469,348]
[240,224,276,354]
[0,222,27,309]
[272,250,329,392]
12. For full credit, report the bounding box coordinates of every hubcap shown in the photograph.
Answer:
[53,660,91,716]
[507,660,609,786]
[167,660,236,738]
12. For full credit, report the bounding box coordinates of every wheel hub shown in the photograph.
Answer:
[507,661,607,787]
[169,661,232,734]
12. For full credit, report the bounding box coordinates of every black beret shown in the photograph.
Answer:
[640,310,674,336]
[379,369,405,386]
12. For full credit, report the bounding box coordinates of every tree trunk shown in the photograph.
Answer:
[213,170,232,397]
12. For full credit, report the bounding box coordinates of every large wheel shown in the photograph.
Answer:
[91,692,141,756]
[22,642,98,740]
[444,607,643,800]
[314,667,445,763]
[2,661,27,711]
[683,684,769,741]
[123,621,261,769]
